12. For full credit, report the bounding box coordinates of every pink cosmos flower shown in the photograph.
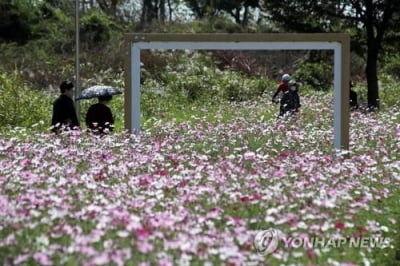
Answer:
[307,249,317,259]
[135,228,150,240]
[33,252,52,265]
[14,254,30,264]
[137,241,154,253]
[158,258,173,266]
[91,253,110,265]
[335,221,345,230]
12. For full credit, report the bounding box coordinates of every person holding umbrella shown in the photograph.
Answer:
[86,95,114,134]
[76,85,122,134]
[51,81,80,133]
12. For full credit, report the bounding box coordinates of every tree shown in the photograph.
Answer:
[0,0,39,44]
[183,0,214,19]
[140,0,168,23]
[263,0,400,109]
[218,0,260,26]
[184,0,260,25]
[97,0,123,17]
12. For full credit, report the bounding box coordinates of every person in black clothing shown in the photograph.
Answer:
[279,82,301,117]
[349,81,359,110]
[51,81,80,132]
[85,95,114,134]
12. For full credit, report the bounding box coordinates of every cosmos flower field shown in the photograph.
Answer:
[1,95,399,265]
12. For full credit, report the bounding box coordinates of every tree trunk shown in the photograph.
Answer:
[97,0,108,14]
[365,0,380,110]
[167,0,172,21]
[140,0,147,24]
[141,0,155,23]
[365,41,379,109]
[234,8,241,24]
[242,6,249,26]
[160,0,166,22]
[111,0,118,17]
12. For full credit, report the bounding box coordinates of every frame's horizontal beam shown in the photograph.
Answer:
[134,42,340,51]
[125,33,349,44]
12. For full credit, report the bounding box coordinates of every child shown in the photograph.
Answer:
[279,82,301,117]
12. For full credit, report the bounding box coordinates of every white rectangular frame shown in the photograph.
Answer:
[124,33,350,150]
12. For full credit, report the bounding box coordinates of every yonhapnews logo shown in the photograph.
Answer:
[254,228,390,255]
[254,229,281,255]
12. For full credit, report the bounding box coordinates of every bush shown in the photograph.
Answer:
[0,1,76,90]
[378,73,400,108]
[212,17,243,33]
[138,17,244,34]
[293,60,333,91]
[80,9,116,44]
[347,75,399,109]
[0,0,39,44]
[220,71,272,101]
[383,53,400,80]
[140,51,275,110]
[0,70,53,129]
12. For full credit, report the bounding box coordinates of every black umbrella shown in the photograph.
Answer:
[76,85,122,100]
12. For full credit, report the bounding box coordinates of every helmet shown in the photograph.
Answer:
[282,74,291,82]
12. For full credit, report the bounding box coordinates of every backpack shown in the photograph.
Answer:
[279,88,300,116]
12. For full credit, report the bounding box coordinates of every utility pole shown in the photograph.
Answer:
[75,0,81,122]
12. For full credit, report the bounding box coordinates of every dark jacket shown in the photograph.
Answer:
[85,103,114,134]
[279,90,301,116]
[51,94,80,131]
[350,89,359,110]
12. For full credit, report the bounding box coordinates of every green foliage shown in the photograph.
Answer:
[378,73,400,108]
[382,53,400,80]
[345,76,399,109]
[33,3,75,54]
[0,40,73,90]
[182,0,259,25]
[211,17,244,33]
[137,51,277,122]
[0,0,40,44]
[80,9,117,44]
[0,70,53,129]
[192,17,244,33]
[167,58,222,102]
[142,52,273,105]
[0,4,124,90]
[293,60,333,91]
[139,17,245,34]
[0,1,76,89]
[219,71,271,101]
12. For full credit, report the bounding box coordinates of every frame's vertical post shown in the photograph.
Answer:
[124,41,132,130]
[341,35,350,150]
[333,44,342,150]
[333,37,350,151]
[74,0,80,122]
[131,45,141,133]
